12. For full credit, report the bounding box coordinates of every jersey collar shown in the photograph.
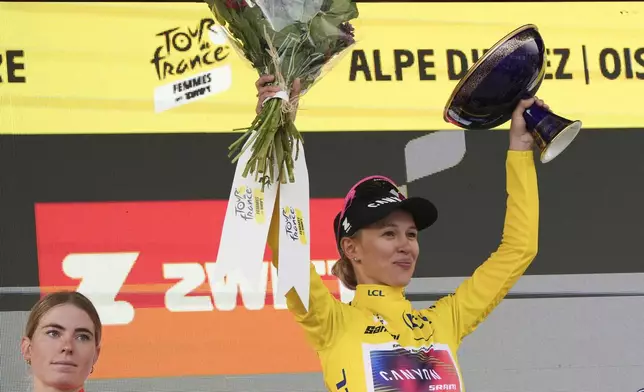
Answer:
[352,284,407,309]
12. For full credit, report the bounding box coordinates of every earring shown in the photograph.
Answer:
[26,359,31,365]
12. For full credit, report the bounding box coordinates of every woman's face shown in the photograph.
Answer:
[344,209,420,288]
[21,303,100,392]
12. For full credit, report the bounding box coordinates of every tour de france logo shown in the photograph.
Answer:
[281,206,308,245]
[233,185,265,224]
[150,17,233,113]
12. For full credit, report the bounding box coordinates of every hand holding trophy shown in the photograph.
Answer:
[444,24,582,163]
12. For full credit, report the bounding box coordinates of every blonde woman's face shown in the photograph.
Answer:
[346,209,420,287]
[22,304,100,391]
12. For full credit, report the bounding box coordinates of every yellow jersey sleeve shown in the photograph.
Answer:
[267,196,350,352]
[432,150,539,345]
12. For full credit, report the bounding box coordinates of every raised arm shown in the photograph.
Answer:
[432,98,542,344]
[260,74,347,351]
[267,196,348,351]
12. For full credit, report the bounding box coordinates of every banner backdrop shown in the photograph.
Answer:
[6,128,641,381]
[1,0,644,387]
[34,199,345,378]
[1,1,643,134]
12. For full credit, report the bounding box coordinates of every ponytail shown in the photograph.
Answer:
[331,257,357,291]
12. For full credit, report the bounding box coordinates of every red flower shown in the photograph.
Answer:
[225,0,247,9]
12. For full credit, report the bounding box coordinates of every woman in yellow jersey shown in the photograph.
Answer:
[20,291,101,392]
[258,75,543,392]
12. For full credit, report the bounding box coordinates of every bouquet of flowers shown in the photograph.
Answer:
[203,0,359,188]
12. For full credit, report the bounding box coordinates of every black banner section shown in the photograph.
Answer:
[1,129,643,310]
[409,129,644,278]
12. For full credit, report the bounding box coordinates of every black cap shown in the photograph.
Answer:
[333,175,438,252]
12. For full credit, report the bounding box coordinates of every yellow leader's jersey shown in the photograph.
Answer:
[268,150,539,392]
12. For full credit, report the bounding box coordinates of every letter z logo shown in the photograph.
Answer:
[62,252,139,326]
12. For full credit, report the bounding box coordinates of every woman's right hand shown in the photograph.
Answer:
[255,74,281,114]
[255,75,302,119]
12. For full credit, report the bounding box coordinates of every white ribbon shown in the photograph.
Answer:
[275,138,311,311]
[214,131,279,289]
[216,128,310,310]
[262,90,289,107]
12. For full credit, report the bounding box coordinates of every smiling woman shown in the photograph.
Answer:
[21,291,102,392]
[259,74,543,392]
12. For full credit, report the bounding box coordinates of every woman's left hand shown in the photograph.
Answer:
[508,97,550,151]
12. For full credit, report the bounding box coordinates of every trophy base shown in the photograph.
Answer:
[540,120,582,163]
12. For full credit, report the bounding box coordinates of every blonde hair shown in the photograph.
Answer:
[25,291,102,346]
[331,256,358,291]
